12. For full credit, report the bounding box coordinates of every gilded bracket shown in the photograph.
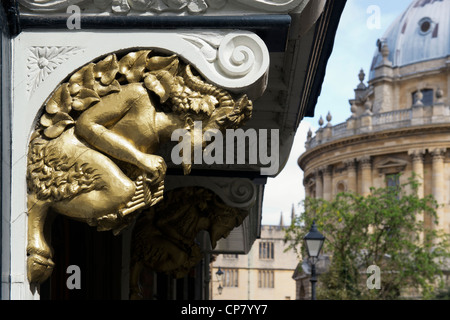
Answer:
[26,48,260,284]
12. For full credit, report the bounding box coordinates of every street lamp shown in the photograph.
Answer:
[303,221,325,300]
[216,267,224,295]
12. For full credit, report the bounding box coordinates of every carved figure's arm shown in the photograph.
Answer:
[75,84,165,179]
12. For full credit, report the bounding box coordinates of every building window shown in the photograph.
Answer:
[223,254,238,259]
[412,89,433,106]
[336,181,346,194]
[419,17,432,34]
[222,268,238,287]
[386,173,400,191]
[259,241,274,260]
[258,270,274,288]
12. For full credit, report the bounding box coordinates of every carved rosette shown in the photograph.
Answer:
[27,46,84,96]
[24,31,269,102]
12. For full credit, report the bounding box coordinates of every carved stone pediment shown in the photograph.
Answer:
[376,157,408,175]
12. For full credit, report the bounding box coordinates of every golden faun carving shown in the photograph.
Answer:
[129,187,248,300]
[26,50,253,284]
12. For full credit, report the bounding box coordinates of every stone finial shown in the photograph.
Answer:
[359,68,365,82]
[414,89,424,107]
[350,102,357,117]
[436,87,444,104]
[364,100,372,115]
[307,128,313,140]
[377,39,392,66]
[357,69,366,89]
[318,116,324,127]
[326,111,332,127]
[381,43,389,59]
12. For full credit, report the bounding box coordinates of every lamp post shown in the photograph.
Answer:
[216,267,224,295]
[303,221,325,300]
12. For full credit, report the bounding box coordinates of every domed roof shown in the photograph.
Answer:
[369,0,450,79]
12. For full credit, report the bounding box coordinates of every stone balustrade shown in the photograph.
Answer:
[306,103,450,149]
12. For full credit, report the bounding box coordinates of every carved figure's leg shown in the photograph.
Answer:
[129,261,144,300]
[27,194,54,284]
[51,146,136,227]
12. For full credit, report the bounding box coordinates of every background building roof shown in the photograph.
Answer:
[369,0,450,79]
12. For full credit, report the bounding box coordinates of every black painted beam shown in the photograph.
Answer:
[18,14,291,52]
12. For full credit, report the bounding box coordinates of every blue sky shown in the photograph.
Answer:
[261,0,411,226]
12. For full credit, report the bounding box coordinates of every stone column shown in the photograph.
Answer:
[304,179,310,198]
[408,149,425,198]
[315,168,323,199]
[345,159,357,192]
[431,148,446,229]
[322,166,333,201]
[409,149,425,240]
[359,156,372,196]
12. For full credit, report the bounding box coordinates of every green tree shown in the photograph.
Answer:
[285,175,450,300]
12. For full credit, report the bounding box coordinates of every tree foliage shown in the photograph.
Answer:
[285,175,450,300]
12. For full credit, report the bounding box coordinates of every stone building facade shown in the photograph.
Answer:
[211,218,298,300]
[299,0,450,235]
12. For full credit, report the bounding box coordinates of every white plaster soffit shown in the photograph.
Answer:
[24,30,270,100]
[18,0,305,14]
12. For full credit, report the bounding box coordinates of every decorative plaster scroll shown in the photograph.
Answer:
[179,31,269,96]
[18,0,304,13]
[232,0,304,12]
[27,46,84,96]
[23,30,269,101]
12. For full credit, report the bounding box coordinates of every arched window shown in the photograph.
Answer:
[336,181,346,194]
